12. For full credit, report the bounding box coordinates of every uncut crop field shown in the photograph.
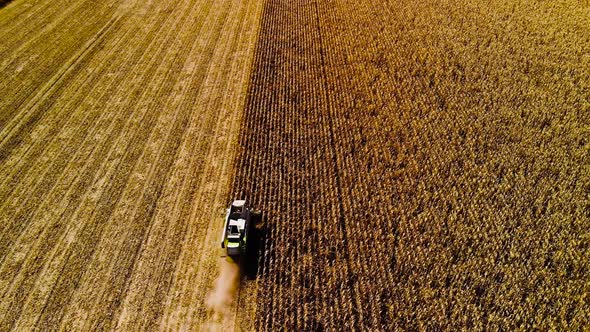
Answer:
[0,0,263,330]
[232,0,590,330]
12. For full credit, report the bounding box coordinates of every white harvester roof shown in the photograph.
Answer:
[232,200,246,208]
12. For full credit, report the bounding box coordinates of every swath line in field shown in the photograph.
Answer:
[0,14,122,159]
[3,23,157,330]
[0,3,192,328]
[35,11,204,331]
[0,17,131,275]
[0,11,175,224]
[52,2,234,328]
[153,1,245,328]
[0,0,95,68]
[0,19,133,243]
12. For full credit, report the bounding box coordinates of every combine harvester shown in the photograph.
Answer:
[220,200,257,257]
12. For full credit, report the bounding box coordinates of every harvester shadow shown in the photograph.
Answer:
[243,211,266,280]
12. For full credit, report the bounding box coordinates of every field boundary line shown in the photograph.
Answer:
[225,1,268,329]
[0,13,122,148]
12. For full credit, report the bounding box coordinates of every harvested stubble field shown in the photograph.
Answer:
[0,0,263,330]
[1,0,589,331]
[232,0,590,330]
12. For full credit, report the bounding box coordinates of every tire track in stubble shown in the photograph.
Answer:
[0,0,82,61]
[0,11,170,273]
[0,2,121,151]
[0,4,172,209]
[0,16,135,313]
[0,15,131,293]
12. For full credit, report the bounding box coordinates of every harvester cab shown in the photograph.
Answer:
[221,200,252,257]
